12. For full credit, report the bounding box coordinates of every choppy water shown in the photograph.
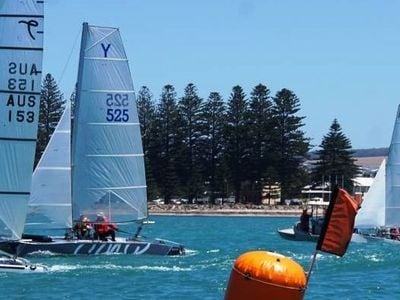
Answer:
[2,216,399,299]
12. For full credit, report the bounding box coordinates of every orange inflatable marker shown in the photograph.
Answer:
[225,251,307,300]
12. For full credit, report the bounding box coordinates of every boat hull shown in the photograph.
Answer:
[0,237,184,257]
[352,233,400,244]
[277,227,319,242]
[0,258,47,273]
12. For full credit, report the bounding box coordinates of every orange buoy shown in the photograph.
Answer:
[225,251,307,300]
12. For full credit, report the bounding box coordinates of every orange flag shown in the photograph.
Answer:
[316,188,362,257]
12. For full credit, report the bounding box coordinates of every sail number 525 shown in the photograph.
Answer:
[105,93,129,122]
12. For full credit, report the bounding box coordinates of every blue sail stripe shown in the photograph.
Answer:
[81,89,134,93]
[0,137,37,142]
[87,185,147,190]
[0,46,43,51]
[0,191,30,195]
[0,14,44,18]
[0,90,41,95]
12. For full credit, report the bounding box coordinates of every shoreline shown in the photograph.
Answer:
[148,204,302,217]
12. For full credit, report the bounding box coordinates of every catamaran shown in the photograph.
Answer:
[1,23,184,256]
[353,105,400,243]
[0,0,48,271]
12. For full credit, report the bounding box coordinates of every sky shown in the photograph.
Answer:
[43,0,400,150]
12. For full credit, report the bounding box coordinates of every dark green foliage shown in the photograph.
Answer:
[246,84,274,204]
[137,86,158,200]
[137,84,314,204]
[224,86,250,203]
[152,85,181,204]
[313,119,360,191]
[176,84,204,202]
[271,89,310,203]
[35,73,65,166]
[201,92,226,204]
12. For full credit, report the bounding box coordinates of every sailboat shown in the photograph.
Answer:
[0,0,48,271]
[353,105,400,243]
[1,23,184,256]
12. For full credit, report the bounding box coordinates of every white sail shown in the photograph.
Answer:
[72,23,147,223]
[385,105,400,226]
[28,104,72,229]
[355,158,386,228]
[0,0,44,240]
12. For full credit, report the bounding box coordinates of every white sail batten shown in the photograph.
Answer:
[28,105,72,229]
[355,158,386,228]
[0,0,44,240]
[72,24,147,222]
[385,105,400,226]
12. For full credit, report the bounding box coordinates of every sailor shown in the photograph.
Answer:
[299,208,311,232]
[389,227,400,240]
[73,215,93,239]
[94,212,118,242]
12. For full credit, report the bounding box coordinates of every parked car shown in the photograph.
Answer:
[152,198,164,205]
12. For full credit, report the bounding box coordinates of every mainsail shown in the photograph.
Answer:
[0,0,44,239]
[29,104,72,229]
[385,105,400,226]
[72,23,147,223]
[355,158,385,228]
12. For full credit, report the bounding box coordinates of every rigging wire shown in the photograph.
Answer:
[57,28,81,89]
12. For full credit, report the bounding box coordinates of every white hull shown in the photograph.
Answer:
[0,258,47,273]
[352,232,400,244]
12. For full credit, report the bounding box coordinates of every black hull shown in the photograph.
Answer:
[0,237,184,257]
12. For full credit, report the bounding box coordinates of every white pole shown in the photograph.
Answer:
[108,191,111,221]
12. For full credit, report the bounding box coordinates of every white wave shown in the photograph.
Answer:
[135,265,192,272]
[48,264,81,272]
[182,249,199,256]
[364,254,384,262]
[206,249,220,253]
[26,250,58,257]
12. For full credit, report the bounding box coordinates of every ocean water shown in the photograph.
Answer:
[2,215,399,300]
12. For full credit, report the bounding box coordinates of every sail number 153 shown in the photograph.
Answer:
[105,93,129,122]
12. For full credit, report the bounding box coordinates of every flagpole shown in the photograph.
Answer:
[306,250,318,286]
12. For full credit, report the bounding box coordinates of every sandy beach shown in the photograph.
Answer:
[149,203,303,217]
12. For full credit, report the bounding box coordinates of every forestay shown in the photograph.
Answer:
[0,0,44,240]
[72,23,147,223]
[28,104,72,229]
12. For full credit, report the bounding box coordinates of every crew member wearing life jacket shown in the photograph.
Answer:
[94,212,118,241]
[73,215,93,239]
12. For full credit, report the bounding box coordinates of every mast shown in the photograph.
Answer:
[71,22,88,223]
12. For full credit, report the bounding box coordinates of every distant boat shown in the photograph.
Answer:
[0,250,47,273]
[277,200,329,242]
[353,105,400,243]
[2,23,184,256]
[0,0,48,272]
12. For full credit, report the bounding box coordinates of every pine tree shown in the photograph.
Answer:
[153,85,181,203]
[35,73,65,166]
[177,83,204,202]
[136,86,158,200]
[201,92,226,204]
[247,84,274,203]
[313,119,359,192]
[224,85,250,203]
[271,88,310,203]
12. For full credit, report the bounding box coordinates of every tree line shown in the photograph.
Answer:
[36,73,359,205]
